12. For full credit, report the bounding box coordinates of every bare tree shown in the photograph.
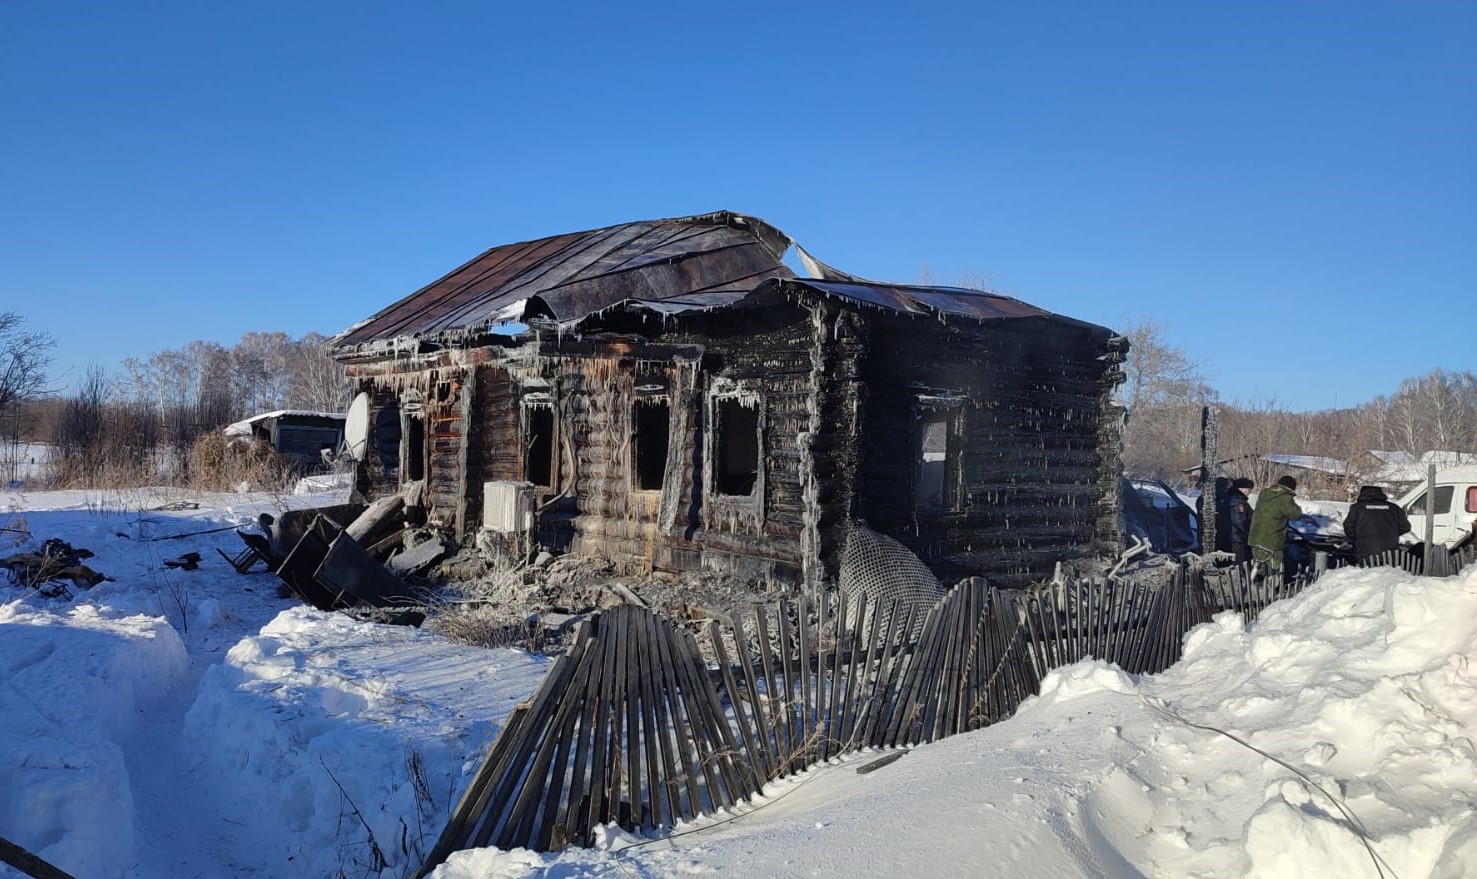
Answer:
[1117,317,1216,479]
[284,333,351,412]
[51,364,110,485]
[1377,369,1477,454]
[0,312,55,417]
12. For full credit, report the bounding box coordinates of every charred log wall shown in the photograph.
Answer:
[855,314,1119,588]
[341,301,1121,591]
[673,307,815,582]
[347,356,485,534]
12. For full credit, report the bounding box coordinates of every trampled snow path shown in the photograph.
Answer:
[121,652,241,879]
[118,569,298,878]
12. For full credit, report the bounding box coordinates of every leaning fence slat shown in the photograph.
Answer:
[635,608,668,830]
[640,607,680,826]
[752,606,790,767]
[587,605,629,839]
[730,607,777,780]
[775,604,804,766]
[710,619,766,793]
[814,594,831,760]
[837,593,873,748]
[863,599,915,747]
[528,650,595,850]
[686,624,751,804]
[796,597,815,763]
[650,609,702,820]
[622,609,645,830]
[823,592,846,758]
[462,632,588,852]
[670,625,738,810]
[859,598,906,747]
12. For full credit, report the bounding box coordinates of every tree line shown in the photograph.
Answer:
[1,313,351,488]
[1119,317,1477,489]
[3,309,1473,492]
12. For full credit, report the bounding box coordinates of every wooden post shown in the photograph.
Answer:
[1424,463,1438,574]
[1198,406,1219,554]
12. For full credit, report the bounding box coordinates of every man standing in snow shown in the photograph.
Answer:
[1343,485,1411,563]
[1249,475,1302,572]
[1226,477,1255,564]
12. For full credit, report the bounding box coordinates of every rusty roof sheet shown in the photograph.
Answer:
[333,211,794,349]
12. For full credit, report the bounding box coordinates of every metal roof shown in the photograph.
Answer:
[332,211,1117,353]
[333,211,794,348]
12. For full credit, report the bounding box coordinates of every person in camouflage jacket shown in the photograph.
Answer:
[1249,475,1303,571]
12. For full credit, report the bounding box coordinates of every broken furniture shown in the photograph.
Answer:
[225,493,437,623]
[1,539,108,597]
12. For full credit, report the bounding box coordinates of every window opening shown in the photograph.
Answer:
[914,413,954,511]
[714,398,759,496]
[277,426,342,456]
[405,416,425,482]
[1467,486,1477,515]
[375,405,400,473]
[633,398,670,491]
[524,405,555,488]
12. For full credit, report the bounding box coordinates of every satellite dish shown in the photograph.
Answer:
[343,392,370,462]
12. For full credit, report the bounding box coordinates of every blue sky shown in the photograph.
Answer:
[2,2,1472,411]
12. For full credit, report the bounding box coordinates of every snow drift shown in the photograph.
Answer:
[2,487,1475,878]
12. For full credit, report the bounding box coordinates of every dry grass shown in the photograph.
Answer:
[187,433,295,492]
[423,560,546,650]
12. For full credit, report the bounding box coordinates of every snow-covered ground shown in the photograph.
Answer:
[3,487,1475,878]
[0,441,52,488]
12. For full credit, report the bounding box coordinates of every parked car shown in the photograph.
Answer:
[1396,465,1477,550]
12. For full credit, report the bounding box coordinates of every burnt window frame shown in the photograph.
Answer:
[374,402,401,477]
[711,396,761,498]
[912,395,965,514]
[702,382,766,530]
[521,397,558,490]
[400,390,427,485]
[631,394,672,493]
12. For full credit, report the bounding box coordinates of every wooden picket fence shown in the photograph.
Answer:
[1350,545,1473,577]
[414,554,1441,874]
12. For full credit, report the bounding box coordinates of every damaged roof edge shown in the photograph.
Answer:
[748,278,1119,339]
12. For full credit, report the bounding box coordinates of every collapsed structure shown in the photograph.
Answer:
[329,211,1125,589]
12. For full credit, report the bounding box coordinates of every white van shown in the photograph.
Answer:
[1396,465,1477,549]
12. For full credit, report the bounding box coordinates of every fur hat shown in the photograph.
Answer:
[1231,477,1255,490]
[1276,475,1297,490]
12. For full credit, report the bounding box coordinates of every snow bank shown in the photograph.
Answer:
[1115,565,1477,878]
[431,566,1477,879]
[183,606,550,878]
[0,601,187,877]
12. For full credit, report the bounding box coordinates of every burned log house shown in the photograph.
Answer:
[329,212,1124,590]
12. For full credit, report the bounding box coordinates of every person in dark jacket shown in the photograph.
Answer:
[1250,475,1303,571]
[1227,477,1255,563]
[1344,485,1412,563]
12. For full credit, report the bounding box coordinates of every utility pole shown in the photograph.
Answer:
[1199,405,1219,554]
